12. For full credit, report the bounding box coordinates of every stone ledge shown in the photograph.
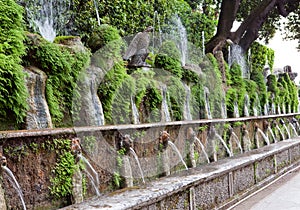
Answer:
[61,138,300,210]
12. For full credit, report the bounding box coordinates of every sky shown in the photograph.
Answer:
[267,32,300,84]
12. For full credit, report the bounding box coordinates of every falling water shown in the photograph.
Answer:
[221,98,227,119]
[194,138,210,163]
[228,44,249,78]
[169,16,188,66]
[275,124,285,141]
[215,134,233,157]
[78,154,101,196]
[256,128,270,145]
[233,101,240,118]
[202,31,205,55]
[264,103,269,116]
[131,96,140,124]
[282,123,291,139]
[204,87,212,119]
[271,102,276,115]
[268,127,277,143]
[282,104,286,114]
[288,122,298,138]
[244,94,250,117]
[277,104,281,114]
[183,84,192,120]
[26,0,71,42]
[91,77,105,126]
[2,166,26,210]
[167,141,188,170]
[92,0,101,26]
[129,148,145,184]
[161,86,171,122]
[230,132,243,153]
[152,11,162,52]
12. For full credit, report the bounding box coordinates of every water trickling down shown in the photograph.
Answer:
[229,130,243,153]
[152,11,162,53]
[256,128,270,146]
[131,96,140,124]
[228,44,249,78]
[244,94,250,117]
[183,83,192,120]
[267,127,277,143]
[204,87,212,119]
[215,134,233,157]
[161,86,171,122]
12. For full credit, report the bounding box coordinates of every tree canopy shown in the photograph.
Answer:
[206,0,300,53]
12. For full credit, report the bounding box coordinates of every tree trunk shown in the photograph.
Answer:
[205,0,300,53]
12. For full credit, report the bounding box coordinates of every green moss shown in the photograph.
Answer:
[167,76,185,120]
[250,68,267,106]
[87,24,121,53]
[154,53,183,78]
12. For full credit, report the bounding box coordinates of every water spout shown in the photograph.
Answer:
[161,86,171,122]
[129,148,145,184]
[229,127,243,154]
[92,0,101,26]
[1,155,26,210]
[167,141,188,170]
[215,134,233,157]
[194,138,210,163]
[280,119,291,139]
[255,127,270,146]
[275,123,285,141]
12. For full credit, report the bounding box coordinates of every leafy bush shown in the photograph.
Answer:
[0,0,28,126]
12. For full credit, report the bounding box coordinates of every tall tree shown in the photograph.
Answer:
[206,0,300,53]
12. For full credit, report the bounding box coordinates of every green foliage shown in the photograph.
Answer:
[226,63,246,117]
[49,151,76,199]
[49,138,76,200]
[278,73,298,112]
[158,41,181,60]
[167,77,185,120]
[98,62,129,124]
[250,42,275,71]
[250,68,267,106]
[0,0,28,125]
[155,53,183,78]
[87,24,121,53]
[24,36,91,127]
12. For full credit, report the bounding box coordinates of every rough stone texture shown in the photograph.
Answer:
[194,174,230,209]
[233,165,255,194]
[290,145,300,163]
[255,156,275,183]
[275,150,290,171]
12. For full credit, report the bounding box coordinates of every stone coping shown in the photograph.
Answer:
[0,113,298,139]
[61,138,300,210]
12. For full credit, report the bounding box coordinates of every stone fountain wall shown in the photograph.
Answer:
[0,114,298,209]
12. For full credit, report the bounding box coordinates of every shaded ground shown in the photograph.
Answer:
[231,166,300,210]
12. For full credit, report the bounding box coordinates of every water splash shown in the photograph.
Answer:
[152,11,162,53]
[204,87,212,119]
[183,83,192,120]
[215,134,233,157]
[78,154,101,196]
[26,0,71,42]
[256,128,270,145]
[168,15,188,66]
[167,141,188,170]
[131,96,140,124]
[194,137,210,163]
[2,166,26,210]
[228,44,249,78]
[281,121,291,139]
[129,148,145,184]
[229,131,243,153]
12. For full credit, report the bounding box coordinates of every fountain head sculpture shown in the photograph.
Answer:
[254,122,259,130]
[159,131,170,149]
[118,134,133,154]
[71,138,82,162]
[123,26,154,68]
[0,156,7,167]
[208,125,216,139]
[280,119,285,125]
[263,120,269,130]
